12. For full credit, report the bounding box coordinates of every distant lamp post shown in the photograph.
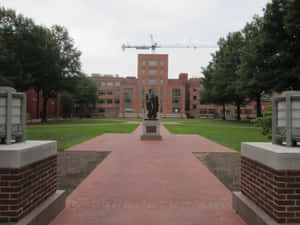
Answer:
[272,91,300,146]
[0,87,26,144]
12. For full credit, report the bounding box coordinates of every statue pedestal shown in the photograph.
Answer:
[140,119,162,141]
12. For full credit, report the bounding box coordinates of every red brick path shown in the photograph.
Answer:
[50,125,245,225]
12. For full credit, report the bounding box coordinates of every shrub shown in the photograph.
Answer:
[251,105,272,139]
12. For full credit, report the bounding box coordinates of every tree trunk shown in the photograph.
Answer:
[256,95,262,118]
[236,102,241,121]
[222,103,226,120]
[42,94,49,123]
[35,89,40,119]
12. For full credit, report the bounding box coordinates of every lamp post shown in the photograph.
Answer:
[0,87,26,144]
[272,91,300,146]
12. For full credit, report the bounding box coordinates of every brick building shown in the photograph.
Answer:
[92,54,271,119]
[26,89,60,120]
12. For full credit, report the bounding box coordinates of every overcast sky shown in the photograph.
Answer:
[2,0,269,78]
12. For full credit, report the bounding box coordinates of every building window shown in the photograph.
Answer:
[148,60,157,66]
[160,80,164,85]
[142,60,146,66]
[115,81,120,86]
[193,105,197,109]
[99,108,105,113]
[200,109,207,114]
[173,108,181,113]
[149,69,157,75]
[193,88,197,92]
[245,109,252,114]
[107,99,113,104]
[142,80,145,85]
[142,70,145,75]
[115,90,120,96]
[208,109,216,114]
[107,90,113,95]
[98,99,105,104]
[107,82,113,86]
[160,61,164,66]
[106,108,113,113]
[100,81,105,86]
[98,90,105,95]
[125,107,132,112]
[193,96,197,100]
[149,80,157,85]
[160,70,164,75]
[115,99,120,104]
[172,88,181,104]
[115,108,120,113]
[124,88,133,104]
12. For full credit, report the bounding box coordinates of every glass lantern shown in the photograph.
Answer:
[0,87,26,144]
[272,91,300,146]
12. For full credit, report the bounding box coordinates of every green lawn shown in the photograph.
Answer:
[164,119,268,151]
[27,124,139,151]
[27,118,126,125]
[161,118,252,127]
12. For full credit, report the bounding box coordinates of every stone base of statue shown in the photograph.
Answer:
[140,119,162,141]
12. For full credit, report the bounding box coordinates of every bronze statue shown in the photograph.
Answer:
[145,89,159,120]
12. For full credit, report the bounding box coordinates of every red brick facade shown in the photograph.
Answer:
[0,156,57,223]
[92,54,271,119]
[241,156,300,223]
[26,89,60,120]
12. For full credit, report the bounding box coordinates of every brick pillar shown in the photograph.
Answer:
[0,141,65,224]
[233,142,300,225]
[0,156,57,223]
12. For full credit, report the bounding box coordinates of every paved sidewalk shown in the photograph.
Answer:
[51,125,245,225]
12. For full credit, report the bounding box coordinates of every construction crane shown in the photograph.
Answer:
[122,34,217,52]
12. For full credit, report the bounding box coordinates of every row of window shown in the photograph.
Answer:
[99,81,121,87]
[142,60,165,67]
[141,80,164,85]
[98,88,182,105]
[98,108,120,113]
[98,90,120,96]
[200,109,217,114]
[141,69,164,76]
[98,99,120,104]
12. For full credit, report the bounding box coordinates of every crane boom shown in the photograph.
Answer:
[122,35,217,52]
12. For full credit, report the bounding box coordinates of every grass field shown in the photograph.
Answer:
[27,118,128,125]
[164,119,268,151]
[27,124,139,151]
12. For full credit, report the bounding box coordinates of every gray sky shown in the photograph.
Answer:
[2,0,269,78]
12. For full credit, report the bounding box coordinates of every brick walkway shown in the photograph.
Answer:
[50,125,245,225]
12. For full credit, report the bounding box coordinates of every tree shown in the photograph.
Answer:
[72,74,97,118]
[0,7,34,89]
[263,0,300,91]
[238,16,275,117]
[201,55,231,120]
[28,25,81,122]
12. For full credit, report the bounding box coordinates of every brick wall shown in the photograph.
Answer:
[241,156,300,223]
[0,155,57,223]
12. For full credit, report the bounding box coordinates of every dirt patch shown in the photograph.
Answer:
[193,152,241,191]
[57,151,110,196]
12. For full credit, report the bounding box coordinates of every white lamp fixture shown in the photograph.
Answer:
[272,91,300,146]
[0,87,26,144]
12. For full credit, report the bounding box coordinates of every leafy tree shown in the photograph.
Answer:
[0,7,34,89]
[201,56,231,120]
[60,91,74,118]
[72,74,97,118]
[238,16,275,117]
[263,0,300,91]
